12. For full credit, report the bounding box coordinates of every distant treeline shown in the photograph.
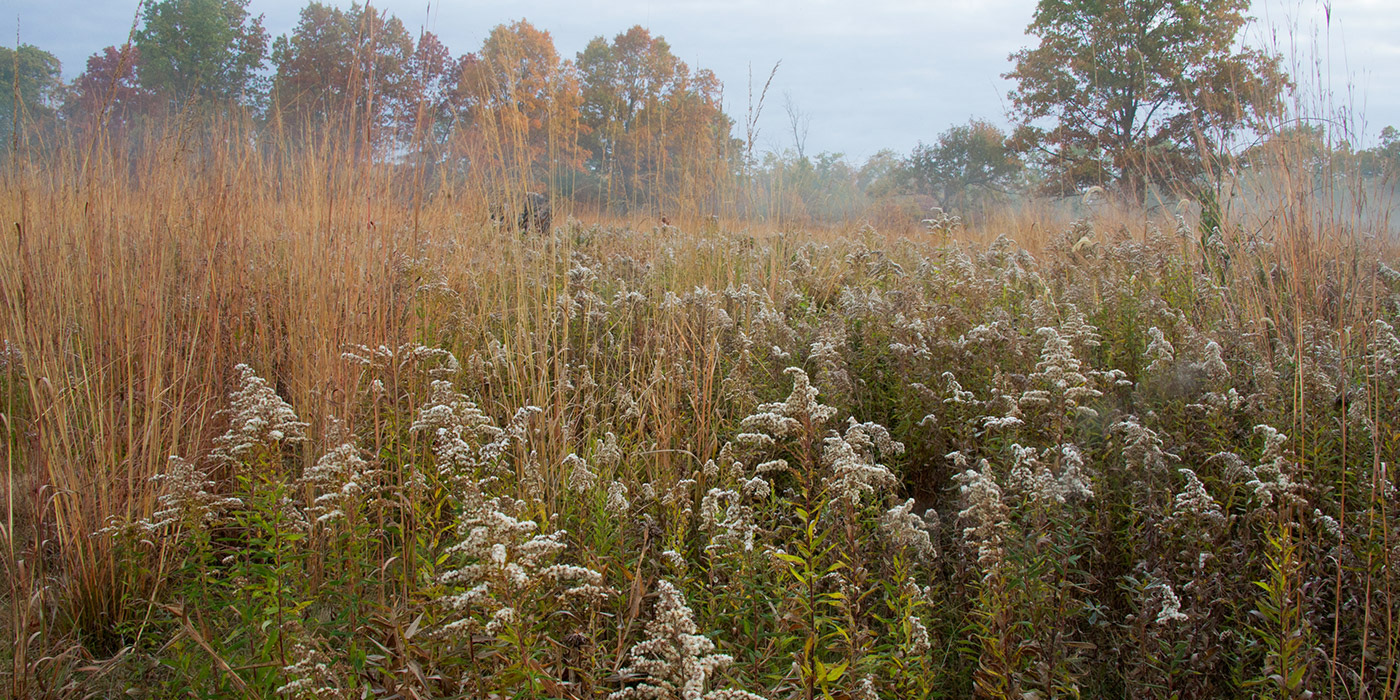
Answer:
[4,0,1399,224]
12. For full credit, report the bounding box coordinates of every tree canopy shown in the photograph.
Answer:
[1006,0,1289,199]
[575,26,732,211]
[66,45,153,133]
[0,44,63,145]
[135,0,270,106]
[270,2,419,145]
[904,119,1023,211]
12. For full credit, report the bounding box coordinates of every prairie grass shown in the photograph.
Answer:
[1,112,1398,698]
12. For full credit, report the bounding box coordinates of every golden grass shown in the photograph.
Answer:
[1,111,1397,696]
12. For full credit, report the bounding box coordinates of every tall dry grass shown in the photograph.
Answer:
[1,95,1398,697]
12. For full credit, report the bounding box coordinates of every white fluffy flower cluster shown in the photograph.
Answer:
[954,457,1009,572]
[610,580,765,700]
[411,380,507,474]
[1113,415,1179,475]
[210,363,308,466]
[1020,327,1102,418]
[276,626,346,699]
[564,453,597,494]
[1235,425,1307,510]
[436,493,605,640]
[879,499,936,561]
[700,487,758,553]
[141,455,244,534]
[1164,468,1225,530]
[341,342,460,380]
[739,367,839,441]
[408,380,517,507]
[823,419,903,506]
[1006,443,1094,505]
[1143,326,1176,377]
[299,442,377,525]
[1153,582,1189,624]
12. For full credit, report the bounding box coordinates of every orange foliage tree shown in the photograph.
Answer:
[453,20,585,199]
[576,26,735,216]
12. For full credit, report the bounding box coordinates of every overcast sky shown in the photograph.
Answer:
[7,0,1398,161]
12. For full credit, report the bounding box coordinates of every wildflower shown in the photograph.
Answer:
[942,371,976,404]
[342,342,460,381]
[1022,326,1101,416]
[851,677,880,700]
[485,607,516,635]
[277,626,347,699]
[210,364,308,467]
[955,459,1009,572]
[1154,583,1189,624]
[300,442,376,525]
[1238,425,1306,509]
[142,455,243,534]
[564,453,597,494]
[880,499,936,560]
[610,580,765,700]
[1056,443,1095,503]
[1313,509,1342,540]
[1166,468,1224,529]
[1060,303,1102,349]
[908,614,932,655]
[607,480,631,513]
[1143,326,1175,376]
[1197,339,1230,383]
[1114,415,1179,474]
[824,421,901,506]
[595,431,624,469]
[409,380,505,482]
[745,367,839,433]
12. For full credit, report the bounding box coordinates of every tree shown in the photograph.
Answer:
[1357,126,1400,181]
[904,119,1023,211]
[135,0,270,107]
[575,26,732,212]
[1005,0,1288,200]
[456,20,584,190]
[858,149,906,199]
[66,45,155,133]
[403,29,461,146]
[269,2,417,145]
[0,44,63,147]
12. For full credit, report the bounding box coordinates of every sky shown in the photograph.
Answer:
[6,0,1398,162]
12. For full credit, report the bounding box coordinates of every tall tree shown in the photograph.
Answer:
[66,45,155,133]
[904,119,1023,211]
[575,26,731,212]
[456,20,583,189]
[1005,0,1288,199]
[0,44,62,146]
[403,29,460,145]
[270,2,417,144]
[135,0,270,107]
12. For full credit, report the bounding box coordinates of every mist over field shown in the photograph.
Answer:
[3,0,1400,697]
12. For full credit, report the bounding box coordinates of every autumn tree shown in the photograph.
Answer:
[403,30,461,147]
[269,2,418,148]
[575,26,733,213]
[455,20,583,194]
[66,45,155,134]
[134,0,270,107]
[1006,0,1288,200]
[904,119,1022,211]
[0,44,63,147]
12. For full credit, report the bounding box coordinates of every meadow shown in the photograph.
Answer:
[2,115,1399,699]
